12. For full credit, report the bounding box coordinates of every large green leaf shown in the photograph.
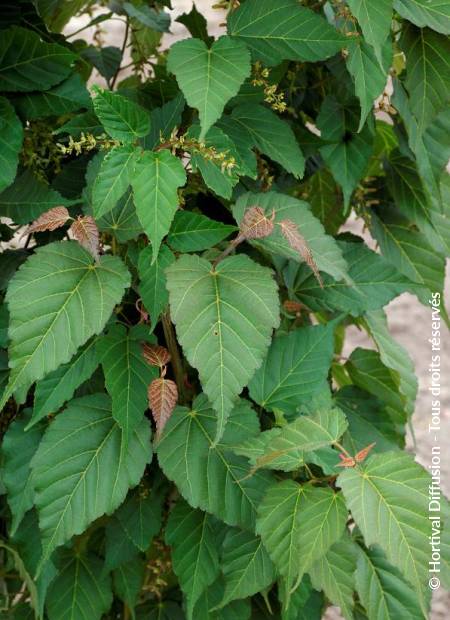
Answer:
[347,37,391,130]
[227,104,305,178]
[279,575,323,620]
[339,451,434,614]
[1,412,43,534]
[237,407,348,472]
[116,486,163,552]
[167,211,236,253]
[113,557,145,616]
[370,209,445,301]
[0,96,23,193]
[123,2,170,31]
[291,239,412,315]
[248,323,336,414]
[193,579,251,620]
[227,0,345,65]
[364,309,418,417]
[166,499,221,617]
[92,144,137,218]
[131,149,186,261]
[46,552,113,620]
[401,25,450,133]
[308,535,358,620]
[167,36,251,139]
[0,241,130,409]
[143,93,185,150]
[0,170,75,225]
[256,481,347,593]
[0,26,76,91]
[93,86,151,142]
[98,324,157,440]
[138,244,174,331]
[216,528,275,608]
[32,337,100,426]
[347,0,393,63]
[394,0,450,35]
[104,516,140,574]
[355,545,424,619]
[32,393,151,564]
[233,192,348,282]
[96,189,143,243]
[166,254,279,442]
[305,168,345,236]
[157,394,274,531]
[14,73,90,119]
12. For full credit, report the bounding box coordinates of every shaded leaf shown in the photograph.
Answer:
[0,96,23,192]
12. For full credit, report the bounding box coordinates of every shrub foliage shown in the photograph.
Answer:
[0,1,449,618]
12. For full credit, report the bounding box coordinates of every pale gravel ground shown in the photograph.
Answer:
[67,2,450,617]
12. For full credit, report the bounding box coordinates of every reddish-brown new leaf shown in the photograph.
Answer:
[279,218,323,287]
[148,377,178,437]
[69,216,100,260]
[337,454,356,468]
[355,442,376,463]
[283,300,303,316]
[28,206,70,233]
[142,343,171,368]
[239,206,275,240]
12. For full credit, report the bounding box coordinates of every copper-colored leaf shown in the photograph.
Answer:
[355,442,376,463]
[148,377,178,437]
[69,216,100,260]
[239,206,275,240]
[279,218,323,287]
[142,343,171,367]
[337,454,356,468]
[283,300,303,315]
[28,206,70,233]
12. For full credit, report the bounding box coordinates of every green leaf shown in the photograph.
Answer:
[14,73,91,119]
[0,26,76,91]
[116,486,163,552]
[82,45,122,81]
[166,499,221,617]
[216,528,275,609]
[355,545,424,619]
[168,211,236,252]
[335,386,401,453]
[176,4,213,44]
[54,110,104,138]
[239,407,348,472]
[347,0,393,64]
[0,241,130,409]
[0,170,75,225]
[0,96,23,193]
[370,208,445,301]
[305,168,344,236]
[123,2,170,32]
[32,337,100,426]
[318,98,374,206]
[92,144,137,218]
[113,557,145,617]
[339,451,434,615]
[233,192,348,282]
[401,25,450,133]
[104,516,140,574]
[256,481,347,592]
[248,323,336,414]
[227,104,304,178]
[364,309,418,417]
[193,579,251,620]
[93,87,151,142]
[96,189,143,243]
[32,393,151,564]
[280,575,323,620]
[166,254,279,442]
[347,37,391,131]
[394,0,450,35]
[143,93,185,150]
[131,149,186,261]
[46,552,113,620]
[167,36,251,139]
[216,114,258,178]
[98,324,158,440]
[138,244,174,331]
[308,535,358,620]
[157,394,274,530]
[292,239,411,315]
[0,541,40,617]
[227,0,345,66]
[1,412,43,534]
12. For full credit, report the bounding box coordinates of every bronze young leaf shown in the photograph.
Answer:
[69,216,100,260]
[142,343,171,368]
[279,218,323,287]
[239,206,275,240]
[27,206,71,233]
[148,377,178,437]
